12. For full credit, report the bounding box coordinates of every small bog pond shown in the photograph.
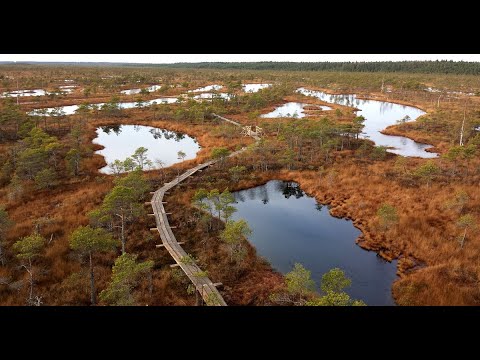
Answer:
[1,89,47,97]
[1,87,76,98]
[93,125,200,174]
[261,102,332,118]
[231,180,397,306]
[193,92,232,100]
[29,97,178,116]
[243,83,272,92]
[297,88,438,158]
[121,84,162,95]
[188,84,223,92]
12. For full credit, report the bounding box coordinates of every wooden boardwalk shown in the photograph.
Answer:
[148,114,259,306]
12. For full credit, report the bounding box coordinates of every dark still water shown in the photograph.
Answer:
[231,180,397,305]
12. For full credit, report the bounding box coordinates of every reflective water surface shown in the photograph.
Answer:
[120,85,162,95]
[232,180,397,306]
[29,97,179,116]
[261,102,332,118]
[243,83,272,92]
[92,125,200,174]
[188,84,223,92]
[1,89,47,97]
[297,88,438,158]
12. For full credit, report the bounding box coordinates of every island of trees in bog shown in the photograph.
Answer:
[0,61,479,306]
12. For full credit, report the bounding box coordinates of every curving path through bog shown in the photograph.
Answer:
[148,114,258,306]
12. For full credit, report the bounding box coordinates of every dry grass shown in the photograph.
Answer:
[1,67,480,306]
[0,106,253,305]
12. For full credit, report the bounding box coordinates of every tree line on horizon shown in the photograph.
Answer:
[150,60,480,75]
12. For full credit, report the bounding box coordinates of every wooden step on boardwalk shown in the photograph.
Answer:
[150,162,226,306]
[149,114,259,306]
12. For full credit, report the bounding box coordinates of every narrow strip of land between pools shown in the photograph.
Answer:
[148,114,256,306]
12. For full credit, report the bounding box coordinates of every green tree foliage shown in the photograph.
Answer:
[0,99,28,138]
[192,188,211,213]
[377,203,399,230]
[219,189,236,222]
[208,189,221,219]
[177,150,186,162]
[320,267,351,293]
[109,159,125,175]
[444,190,470,214]
[122,157,136,172]
[13,233,45,261]
[456,214,476,249]
[0,207,13,265]
[154,61,480,75]
[113,169,149,200]
[34,167,56,190]
[229,165,246,183]
[309,268,365,306]
[100,96,124,117]
[443,145,476,175]
[135,98,145,108]
[99,253,153,306]
[211,147,230,167]
[220,219,251,262]
[131,147,150,170]
[110,147,153,173]
[204,188,237,222]
[65,148,81,176]
[192,188,210,209]
[90,170,148,253]
[468,133,480,147]
[352,116,366,139]
[285,263,316,300]
[280,148,296,170]
[13,233,45,302]
[18,120,35,139]
[70,225,118,305]
[16,127,61,180]
[413,160,440,186]
[371,146,388,160]
[443,146,464,169]
[16,147,48,180]
[0,159,14,186]
[65,124,85,176]
[102,186,143,254]
[272,264,366,306]
[192,188,214,233]
[7,173,24,201]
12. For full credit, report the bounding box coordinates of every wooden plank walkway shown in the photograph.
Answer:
[149,114,258,306]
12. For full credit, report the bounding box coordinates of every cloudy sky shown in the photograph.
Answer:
[0,54,479,63]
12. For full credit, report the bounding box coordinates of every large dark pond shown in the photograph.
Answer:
[232,180,397,305]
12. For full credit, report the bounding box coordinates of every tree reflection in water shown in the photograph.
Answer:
[101,125,122,135]
[149,128,186,141]
[277,181,304,199]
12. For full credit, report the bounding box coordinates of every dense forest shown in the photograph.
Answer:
[3,61,480,75]
[152,61,480,75]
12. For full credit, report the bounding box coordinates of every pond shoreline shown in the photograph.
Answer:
[297,87,438,158]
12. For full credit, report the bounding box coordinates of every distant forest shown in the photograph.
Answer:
[153,61,480,75]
